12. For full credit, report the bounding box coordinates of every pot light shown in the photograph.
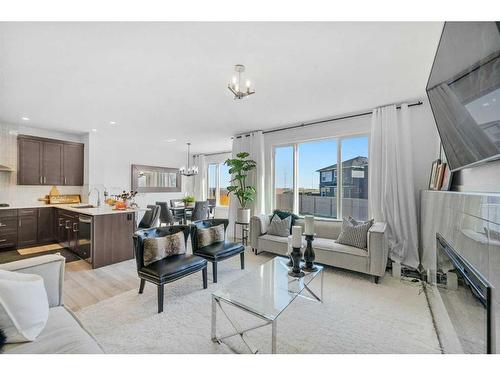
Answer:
[91,128,98,132]
[21,117,30,121]
[109,121,117,125]
[164,138,177,143]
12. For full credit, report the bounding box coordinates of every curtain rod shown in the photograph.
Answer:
[192,150,232,157]
[234,100,423,138]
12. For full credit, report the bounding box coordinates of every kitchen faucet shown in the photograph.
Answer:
[88,187,101,207]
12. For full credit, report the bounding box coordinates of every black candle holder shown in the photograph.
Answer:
[288,246,305,278]
[302,234,318,272]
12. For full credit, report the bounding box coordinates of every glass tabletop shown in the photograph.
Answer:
[212,256,323,321]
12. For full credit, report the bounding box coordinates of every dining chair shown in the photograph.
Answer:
[207,198,216,218]
[170,199,185,223]
[138,204,161,229]
[188,201,209,222]
[156,201,177,226]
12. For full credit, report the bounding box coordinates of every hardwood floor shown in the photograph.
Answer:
[64,259,138,312]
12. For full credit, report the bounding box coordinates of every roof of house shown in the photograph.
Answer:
[316,156,368,172]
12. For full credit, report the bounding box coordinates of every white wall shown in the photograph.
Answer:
[0,122,85,206]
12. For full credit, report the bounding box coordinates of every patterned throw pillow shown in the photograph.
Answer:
[267,214,292,237]
[336,217,374,250]
[143,232,186,266]
[272,210,299,233]
[197,224,225,248]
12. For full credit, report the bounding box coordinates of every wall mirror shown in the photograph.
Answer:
[131,164,181,193]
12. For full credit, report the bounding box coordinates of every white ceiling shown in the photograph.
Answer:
[0,22,443,154]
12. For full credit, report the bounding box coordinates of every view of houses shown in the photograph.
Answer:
[276,156,369,220]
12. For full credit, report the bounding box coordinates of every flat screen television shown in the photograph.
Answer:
[426,22,500,171]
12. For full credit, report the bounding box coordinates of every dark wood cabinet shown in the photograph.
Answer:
[17,135,84,186]
[18,209,38,248]
[17,138,42,185]
[0,210,18,251]
[42,141,64,185]
[37,207,55,244]
[63,143,84,186]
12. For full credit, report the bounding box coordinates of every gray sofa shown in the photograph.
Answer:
[250,215,388,282]
[0,254,103,354]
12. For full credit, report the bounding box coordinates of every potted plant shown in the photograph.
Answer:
[224,152,257,224]
[182,195,195,206]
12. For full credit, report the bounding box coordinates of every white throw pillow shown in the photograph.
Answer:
[0,269,49,343]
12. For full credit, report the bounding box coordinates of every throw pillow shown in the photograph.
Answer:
[336,217,374,250]
[143,232,186,266]
[272,210,299,233]
[197,224,225,248]
[267,214,292,237]
[0,270,49,343]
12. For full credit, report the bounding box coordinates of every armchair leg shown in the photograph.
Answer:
[139,279,146,294]
[212,262,218,283]
[373,276,380,284]
[158,284,164,313]
[240,252,245,270]
[202,266,208,289]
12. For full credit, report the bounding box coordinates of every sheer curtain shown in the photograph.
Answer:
[227,131,265,239]
[368,104,419,269]
[193,154,207,201]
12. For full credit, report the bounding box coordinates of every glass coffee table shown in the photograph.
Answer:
[211,256,324,354]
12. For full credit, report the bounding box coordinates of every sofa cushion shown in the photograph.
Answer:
[4,306,103,354]
[0,270,49,343]
[267,214,292,237]
[314,237,369,257]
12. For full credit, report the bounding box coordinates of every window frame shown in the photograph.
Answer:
[207,162,231,207]
[272,133,370,221]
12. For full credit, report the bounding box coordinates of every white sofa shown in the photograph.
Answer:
[250,215,388,282]
[0,254,104,354]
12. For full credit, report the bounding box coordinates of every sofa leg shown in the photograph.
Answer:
[374,276,380,284]
[158,284,164,313]
[139,279,146,294]
[202,266,208,289]
[240,252,245,270]
[213,262,218,283]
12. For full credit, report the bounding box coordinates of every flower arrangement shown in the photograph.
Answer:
[111,190,138,209]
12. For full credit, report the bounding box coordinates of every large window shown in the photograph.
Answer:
[207,163,231,207]
[273,135,369,220]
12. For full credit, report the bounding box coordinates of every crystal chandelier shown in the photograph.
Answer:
[179,143,198,177]
[228,64,255,99]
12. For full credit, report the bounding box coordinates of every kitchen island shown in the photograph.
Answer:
[0,204,143,268]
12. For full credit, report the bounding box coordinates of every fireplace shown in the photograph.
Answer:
[433,233,493,354]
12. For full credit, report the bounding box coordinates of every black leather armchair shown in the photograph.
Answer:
[133,225,208,313]
[190,219,245,283]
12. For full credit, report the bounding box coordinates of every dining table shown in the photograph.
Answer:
[169,204,216,224]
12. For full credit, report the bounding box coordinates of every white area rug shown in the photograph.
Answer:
[76,251,441,354]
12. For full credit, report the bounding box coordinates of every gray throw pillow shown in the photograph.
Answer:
[267,214,292,237]
[336,217,374,250]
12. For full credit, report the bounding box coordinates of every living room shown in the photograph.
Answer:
[1,1,499,373]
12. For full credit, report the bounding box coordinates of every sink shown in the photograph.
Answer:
[71,204,95,209]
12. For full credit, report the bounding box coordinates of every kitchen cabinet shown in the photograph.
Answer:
[0,210,18,251]
[37,207,55,244]
[17,135,84,186]
[63,143,84,186]
[18,209,38,248]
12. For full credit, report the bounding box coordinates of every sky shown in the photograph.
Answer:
[275,136,369,189]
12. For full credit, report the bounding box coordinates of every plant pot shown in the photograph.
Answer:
[237,208,251,224]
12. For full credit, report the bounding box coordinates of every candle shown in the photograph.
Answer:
[292,225,302,248]
[304,215,315,235]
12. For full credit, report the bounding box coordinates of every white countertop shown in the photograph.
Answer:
[0,203,146,216]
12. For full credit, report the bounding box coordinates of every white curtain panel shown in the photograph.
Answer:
[193,154,207,201]
[227,131,265,240]
[368,104,419,269]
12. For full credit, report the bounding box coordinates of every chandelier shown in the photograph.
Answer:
[228,64,255,100]
[179,143,198,177]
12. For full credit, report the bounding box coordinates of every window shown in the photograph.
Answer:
[273,135,369,221]
[207,163,231,207]
[274,146,294,212]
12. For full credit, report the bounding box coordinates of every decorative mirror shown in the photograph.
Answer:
[131,164,181,193]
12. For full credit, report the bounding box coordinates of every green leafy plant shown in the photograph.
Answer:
[224,152,257,209]
[182,195,195,205]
